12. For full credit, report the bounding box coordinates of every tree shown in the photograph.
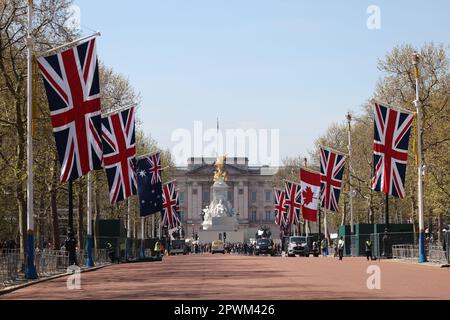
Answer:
[0,0,78,259]
[308,43,449,235]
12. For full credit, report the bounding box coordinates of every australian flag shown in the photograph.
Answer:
[136,152,163,216]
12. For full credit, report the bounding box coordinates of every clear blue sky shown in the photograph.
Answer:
[74,0,449,165]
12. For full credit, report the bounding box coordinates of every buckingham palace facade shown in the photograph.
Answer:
[172,157,280,242]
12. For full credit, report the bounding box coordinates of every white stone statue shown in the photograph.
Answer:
[214,200,226,217]
[200,155,239,230]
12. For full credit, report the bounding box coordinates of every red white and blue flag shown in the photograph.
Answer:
[274,189,287,226]
[300,168,321,222]
[284,180,302,225]
[136,152,163,217]
[37,38,103,182]
[371,102,414,198]
[101,107,137,204]
[161,182,181,229]
[319,147,346,212]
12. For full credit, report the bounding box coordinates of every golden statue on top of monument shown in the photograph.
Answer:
[213,155,228,182]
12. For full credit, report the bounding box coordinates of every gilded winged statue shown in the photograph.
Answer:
[213,155,228,182]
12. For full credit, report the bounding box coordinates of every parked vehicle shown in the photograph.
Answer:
[255,238,274,256]
[287,236,310,257]
[170,239,188,255]
[211,240,225,254]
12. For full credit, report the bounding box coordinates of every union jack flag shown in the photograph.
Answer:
[284,180,302,225]
[161,182,181,229]
[320,147,346,212]
[101,107,137,204]
[37,38,102,182]
[274,189,287,226]
[371,102,414,198]
[147,152,162,184]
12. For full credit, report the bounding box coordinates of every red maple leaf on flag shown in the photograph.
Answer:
[302,186,314,205]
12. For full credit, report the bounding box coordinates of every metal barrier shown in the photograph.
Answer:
[35,249,70,277]
[0,249,22,286]
[75,249,109,267]
[1,248,111,288]
[392,244,447,264]
[392,244,419,260]
[428,245,447,264]
[350,235,357,257]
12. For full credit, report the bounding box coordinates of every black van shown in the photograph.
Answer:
[255,238,274,256]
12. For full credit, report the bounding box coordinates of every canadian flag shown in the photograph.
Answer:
[300,168,321,222]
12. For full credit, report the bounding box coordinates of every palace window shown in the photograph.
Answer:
[179,211,185,221]
[265,210,272,222]
[203,191,210,202]
[228,190,233,202]
[179,192,185,204]
[250,210,257,222]
[251,191,257,202]
[265,190,271,202]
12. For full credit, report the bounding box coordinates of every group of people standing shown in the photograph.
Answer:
[318,237,374,261]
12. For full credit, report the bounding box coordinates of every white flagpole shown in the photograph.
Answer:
[347,113,354,236]
[126,198,131,260]
[305,220,309,237]
[38,31,101,57]
[158,214,162,238]
[102,103,136,118]
[140,216,145,258]
[85,172,94,267]
[25,0,37,280]
[324,207,328,254]
[127,199,131,238]
[216,116,219,157]
[412,53,426,263]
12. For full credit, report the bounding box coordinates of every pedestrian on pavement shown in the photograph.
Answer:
[65,229,78,265]
[160,242,166,256]
[321,238,327,257]
[154,240,161,258]
[338,237,345,261]
[442,229,448,261]
[106,242,118,263]
[365,239,373,261]
[333,241,338,257]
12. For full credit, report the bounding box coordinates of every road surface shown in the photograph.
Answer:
[1,254,449,299]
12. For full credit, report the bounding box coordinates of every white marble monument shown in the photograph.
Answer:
[198,156,244,243]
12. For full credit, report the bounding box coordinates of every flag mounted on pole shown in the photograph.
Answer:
[161,181,181,229]
[319,146,346,212]
[37,37,103,182]
[274,189,287,226]
[136,152,163,216]
[371,101,414,198]
[284,180,302,225]
[300,168,321,222]
[101,107,137,204]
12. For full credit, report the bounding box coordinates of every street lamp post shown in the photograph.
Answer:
[125,198,131,261]
[382,193,391,258]
[412,52,426,263]
[67,180,77,265]
[139,216,145,259]
[85,172,94,267]
[25,0,37,279]
[303,157,309,237]
[346,112,354,236]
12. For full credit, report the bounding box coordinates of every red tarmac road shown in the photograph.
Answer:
[1,255,449,300]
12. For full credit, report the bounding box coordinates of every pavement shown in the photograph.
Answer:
[1,254,449,300]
